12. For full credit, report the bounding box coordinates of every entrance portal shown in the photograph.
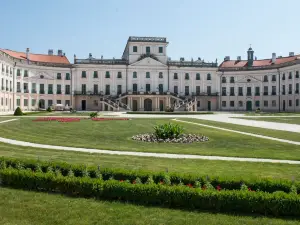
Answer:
[246,101,252,111]
[144,99,152,111]
[81,100,86,110]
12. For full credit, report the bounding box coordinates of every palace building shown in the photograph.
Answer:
[0,36,299,112]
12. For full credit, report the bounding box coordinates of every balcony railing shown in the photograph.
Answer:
[238,93,243,96]
[230,93,235,96]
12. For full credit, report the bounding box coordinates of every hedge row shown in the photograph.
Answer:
[0,157,298,193]
[1,168,300,217]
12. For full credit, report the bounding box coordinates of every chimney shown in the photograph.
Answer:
[224,56,230,61]
[48,49,53,55]
[272,53,276,64]
[57,50,63,56]
[237,56,241,61]
[26,48,30,59]
[198,57,201,60]
[89,53,92,58]
[289,52,294,57]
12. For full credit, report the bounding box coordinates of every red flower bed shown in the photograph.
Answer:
[91,118,129,121]
[32,117,81,122]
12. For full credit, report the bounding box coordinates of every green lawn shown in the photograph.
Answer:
[0,118,300,160]
[0,118,12,122]
[245,112,300,116]
[235,117,300,125]
[0,141,300,180]
[1,188,299,225]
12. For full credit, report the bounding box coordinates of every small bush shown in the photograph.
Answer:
[14,107,23,116]
[46,107,52,112]
[89,112,98,118]
[154,123,184,140]
[165,106,174,112]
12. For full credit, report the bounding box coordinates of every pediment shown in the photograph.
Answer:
[235,75,262,83]
[27,71,54,81]
[129,57,167,67]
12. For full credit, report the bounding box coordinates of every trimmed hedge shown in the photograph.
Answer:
[0,157,298,194]
[13,107,23,116]
[1,168,300,217]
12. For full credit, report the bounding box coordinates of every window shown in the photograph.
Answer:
[5,98,7,106]
[197,101,200,107]
[230,101,234,107]
[81,71,86,78]
[289,72,292,79]
[146,46,150,53]
[282,73,286,80]
[133,72,137,78]
[65,85,70,94]
[272,100,276,107]
[246,87,251,96]
[17,99,20,106]
[1,98,2,105]
[105,71,110,78]
[230,77,234,83]
[238,87,243,96]
[222,77,226,83]
[146,72,150,78]
[66,73,70,80]
[23,83,28,93]
[57,73,61,80]
[94,84,98,94]
[289,84,292,94]
[255,101,260,107]
[222,87,226,96]
[263,86,268,95]
[272,75,276,81]
[185,86,189,95]
[196,73,200,80]
[24,70,28,77]
[57,100,61,104]
[117,72,122,78]
[117,85,122,95]
[17,69,21,76]
[185,73,189,80]
[238,101,243,107]
[158,84,163,93]
[289,100,292,107]
[282,85,286,95]
[174,86,178,94]
[65,100,70,106]
[82,84,86,94]
[263,75,268,82]
[133,46,137,52]
[32,83,36,93]
[222,101,226,107]
[264,101,268,107]
[9,81,12,91]
[105,85,110,95]
[207,73,211,80]
[24,99,28,107]
[159,47,163,53]
[207,86,211,95]
[132,83,138,92]
[296,71,299,78]
[93,71,98,78]
[48,100,53,107]
[174,73,178,80]
[230,87,234,96]
[296,83,299,94]
[272,86,276,95]
[31,99,36,106]
[57,85,61,94]
[296,99,299,107]
[146,84,151,92]
[48,84,53,94]
[40,84,45,94]
[159,72,163,79]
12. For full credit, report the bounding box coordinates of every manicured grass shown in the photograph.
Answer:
[0,118,300,160]
[0,142,299,180]
[245,112,300,116]
[0,118,12,122]
[235,117,300,125]
[180,118,300,143]
[1,188,299,225]
[127,111,213,115]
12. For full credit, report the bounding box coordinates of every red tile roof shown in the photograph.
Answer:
[219,54,300,69]
[0,49,70,64]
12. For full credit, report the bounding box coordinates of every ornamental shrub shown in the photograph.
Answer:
[89,112,98,118]
[154,123,184,140]
[14,107,23,116]
[145,176,154,184]
[46,107,52,112]
[67,169,74,177]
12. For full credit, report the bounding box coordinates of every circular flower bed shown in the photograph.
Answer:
[132,133,209,143]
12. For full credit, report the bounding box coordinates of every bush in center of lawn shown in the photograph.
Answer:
[132,122,209,143]
[14,107,23,116]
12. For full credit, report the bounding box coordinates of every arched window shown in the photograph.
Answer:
[133,71,137,78]
[159,72,163,78]
[196,73,200,80]
[263,75,268,82]
[207,73,211,80]
[222,77,226,83]
[185,73,189,80]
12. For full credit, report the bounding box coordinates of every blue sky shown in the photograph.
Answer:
[1,0,299,63]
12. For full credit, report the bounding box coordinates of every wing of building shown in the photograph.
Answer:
[0,38,299,112]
